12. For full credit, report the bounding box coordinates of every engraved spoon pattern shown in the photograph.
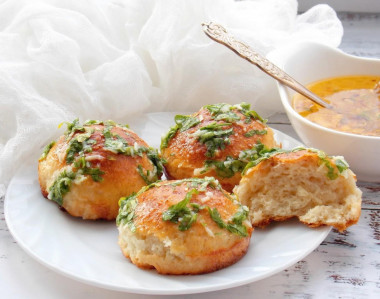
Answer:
[202,22,333,109]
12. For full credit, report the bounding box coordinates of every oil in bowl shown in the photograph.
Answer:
[293,75,380,137]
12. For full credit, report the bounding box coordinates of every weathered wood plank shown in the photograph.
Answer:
[191,209,380,299]
[338,13,380,58]
[359,182,380,210]
[267,112,292,124]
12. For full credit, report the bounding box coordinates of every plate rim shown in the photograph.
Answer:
[3,198,331,294]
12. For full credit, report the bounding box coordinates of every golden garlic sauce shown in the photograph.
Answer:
[293,75,380,136]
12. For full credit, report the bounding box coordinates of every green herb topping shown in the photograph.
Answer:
[162,186,249,236]
[161,103,267,161]
[240,144,349,180]
[208,205,249,237]
[205,103,241,122]
[196,142,280,178]
[198,142,348,180]
[48,168,77,206]
[314,151,349,180]
[84,119,125,127]
[66,131,96,164]
[39,141,56,161]
[335,158,349,173]
[46,119,163,207]
[205,102,267,124]
[202,157,245,178]
[161,115,200,149]
[59,118,85,137]
[103,125,129,154]
[168,176,221,191]
[48,162,104,206]
[160,177,249,236]
[102,124,164,183]
[44,119,104,205]
[117,182,161,230]
[162,189,199,231]
[192,122,234,157]
[175,115,201,132]
[241,143,287,173]
[192,103,267,157]
[116,193,139,232]
[117,177,249,236]
[137,164,158,185]
[103,130,164,183]
[238,102,267,124]
[244,129,267,137]
[103,126,151,156]
[71,155,105,181]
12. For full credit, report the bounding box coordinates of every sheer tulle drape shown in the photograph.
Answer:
[0,0,343,195]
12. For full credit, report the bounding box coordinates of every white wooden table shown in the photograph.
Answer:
[1,12,379,299]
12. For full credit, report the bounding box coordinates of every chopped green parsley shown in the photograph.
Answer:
[175,115,201,132]
[313,150,349,180]
[102,125,164,183]
[80,164,104,182]
[45,118,164,207]
[197,142,280,178]
[39,141,56,161]
[137,164,158,185]
[241,144,349,180]
[59,118,85,137]
[116,193,139,232]
[335,158,349,173]
[168,176,221,191]
[238,102,267,124]
[161,103,267,161]
[117,182,162,230]
[205,103,241,122]
[66,131,96,164]
[146,149,165,181]
[192,122,234,157]
[205,102,267,124]
[244,129,267,137]
[202,157,245,178]
[48,168,77,206]
[48,162,104,206]
[162,178,249,236]
[161,115,200,149]
[117,177,249,236]
[208,205,249,237]
[162,189,199,231]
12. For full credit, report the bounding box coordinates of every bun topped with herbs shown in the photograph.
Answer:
[117,177,252,274]
[38,119,163,220]
[160,103,277,192]
[234,145,362,232]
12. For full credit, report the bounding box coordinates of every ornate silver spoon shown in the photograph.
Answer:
[202,22,333,109]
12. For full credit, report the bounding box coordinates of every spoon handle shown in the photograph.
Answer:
[202,22,332,109]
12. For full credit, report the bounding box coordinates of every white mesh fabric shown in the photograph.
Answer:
[0,0,343,196]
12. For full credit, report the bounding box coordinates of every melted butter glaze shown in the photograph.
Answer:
[293,75,380,136]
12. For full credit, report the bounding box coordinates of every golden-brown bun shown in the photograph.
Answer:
[234,150,362,232]
[38,123,161,220]
[161,104,277,192]
[117,178,253,274]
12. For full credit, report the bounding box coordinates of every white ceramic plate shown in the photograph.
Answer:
[5,112,331,295]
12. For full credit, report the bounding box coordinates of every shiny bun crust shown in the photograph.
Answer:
[234,149,362,232]
[117,178,252,274]
[38,120,163,220]
[161,103,277,192]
